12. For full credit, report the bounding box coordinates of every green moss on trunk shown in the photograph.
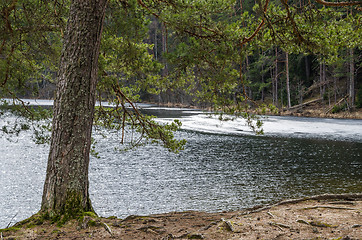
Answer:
[40,191,96,226]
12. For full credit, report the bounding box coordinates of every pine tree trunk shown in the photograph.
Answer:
[334,74,337,104]
[271,67,275,105]
[286,52,291,109]
[161,23,168,76]
[274,48,278,107]
[261,59,264,101]
[154,22,158,60]
[298,79,303,105]
[349,48,355,106]
[41,0,107,218]
[323,63,326,98]
[305,56,310,80]
[319,61,326,99]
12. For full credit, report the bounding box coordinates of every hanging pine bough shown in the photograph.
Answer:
[0,98,52,144]
[1,0,361,146]
[1,0,359,142]
[0,0,65,142]
[94,83,186,153]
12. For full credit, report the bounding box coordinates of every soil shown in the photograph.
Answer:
[2,194,361,240]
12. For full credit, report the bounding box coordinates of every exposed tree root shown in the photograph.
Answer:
[302,206,356,210]
[237,193,362,216]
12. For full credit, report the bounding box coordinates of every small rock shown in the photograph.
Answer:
[221,218,235,232]
[351,224,361,228]
[137,225,166,234]
[111,221,122,227]
[162,234,175,240]
[81,216,91,229]
[309,221,337,228]
[187,233,204,239]
[341,236,351,240]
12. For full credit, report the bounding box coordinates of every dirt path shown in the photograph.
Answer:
[2,194,361,239]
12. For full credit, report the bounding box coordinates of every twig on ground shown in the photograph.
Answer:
[296,219,310,225]
[6,212,18,228]
[269,222,284,230]
[267,212,275,218]
[102,222,113,236]
[269,222,291,229]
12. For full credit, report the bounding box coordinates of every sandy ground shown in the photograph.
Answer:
[1,194,361,240]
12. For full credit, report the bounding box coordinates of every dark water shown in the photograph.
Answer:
[0,108,361,228]
[89,130,362,219]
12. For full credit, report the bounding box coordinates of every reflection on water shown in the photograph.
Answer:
[0,107,361,228]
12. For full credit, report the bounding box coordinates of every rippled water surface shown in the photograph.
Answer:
[0,105,361,228]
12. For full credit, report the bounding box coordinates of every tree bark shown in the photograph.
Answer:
[274,48,278,107]
[304,56,310,81]
[319,60,326,99]
[285,52,291,109]
[333,73,337,104]
[161,23,168,76]
[41,0,107,218]
[349,48,355,107]
[261,71,264,102]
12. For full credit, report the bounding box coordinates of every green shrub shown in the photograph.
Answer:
[331,103,347,113]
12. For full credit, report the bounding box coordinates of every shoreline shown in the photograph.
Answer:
[276,108,362,120]
[2,193,361,239]
[146,101,362,120]
[2,98,362,120]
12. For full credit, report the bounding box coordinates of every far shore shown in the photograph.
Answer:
[2,97,362,120]
[147,100,362,120]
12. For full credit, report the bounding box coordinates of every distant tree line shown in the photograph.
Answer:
[144,0,361,111]
[1,0,361,113]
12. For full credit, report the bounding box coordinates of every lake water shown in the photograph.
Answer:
[0,102,361,228]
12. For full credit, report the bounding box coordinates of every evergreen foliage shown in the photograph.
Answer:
[1,0,361,151]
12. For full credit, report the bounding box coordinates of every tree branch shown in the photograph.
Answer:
[1,0,18,34]
[240,0,270,45]
[137,0,221,40]
[281,0,306,44]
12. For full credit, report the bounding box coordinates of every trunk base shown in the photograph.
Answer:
[40,191,95,226]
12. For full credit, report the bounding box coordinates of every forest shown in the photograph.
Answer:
[1,0,361,114]
[146,0,362,114]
